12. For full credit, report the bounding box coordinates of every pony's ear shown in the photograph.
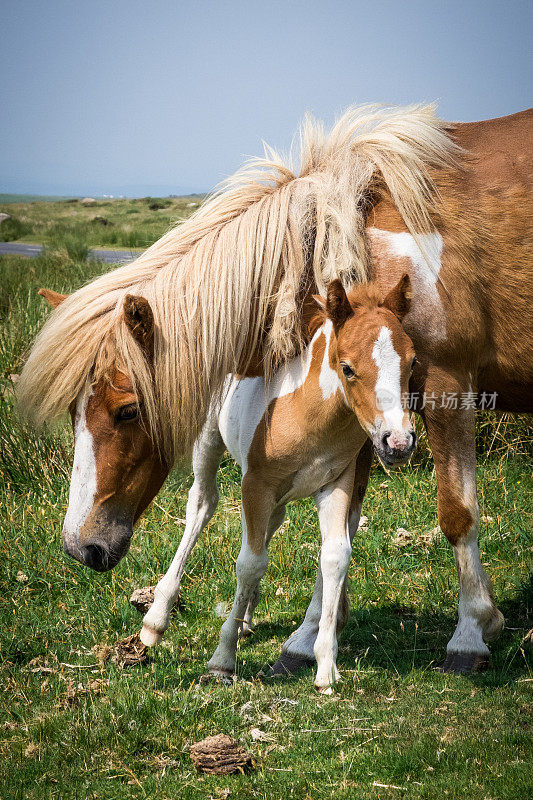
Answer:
[381,273,412,321]
[123,294,154,356]
[325,280,354,330]
[312,294,326,312]
[38,288,68,308]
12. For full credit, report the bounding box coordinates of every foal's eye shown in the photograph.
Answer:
[341,363,356,380]
[115,404,141,422]
[410,356,418,371]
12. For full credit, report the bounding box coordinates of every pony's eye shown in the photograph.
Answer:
[341,363,356,380]
[411,356,418,371]
[115,404,140,422]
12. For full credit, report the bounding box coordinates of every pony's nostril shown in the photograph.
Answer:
[82,543,109,571]
[382,432,392,451]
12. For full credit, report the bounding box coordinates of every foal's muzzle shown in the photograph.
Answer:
[374,429,417,467]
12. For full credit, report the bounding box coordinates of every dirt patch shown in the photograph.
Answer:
[62,678,108,706]
[190,734,254,775]
[92,634,148,668]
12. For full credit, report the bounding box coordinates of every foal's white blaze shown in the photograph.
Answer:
[62,384,97,544]
[372,326,404,434]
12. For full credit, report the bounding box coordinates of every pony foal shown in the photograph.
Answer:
[141,277,416,690]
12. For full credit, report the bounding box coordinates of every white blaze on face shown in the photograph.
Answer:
[62,383,97,541]
[372,326,405,433]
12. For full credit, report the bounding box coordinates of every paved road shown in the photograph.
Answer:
[0,241,142,263]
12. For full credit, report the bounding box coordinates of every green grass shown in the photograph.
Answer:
[0,250,532,800]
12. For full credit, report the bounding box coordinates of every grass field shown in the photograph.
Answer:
[0,222,532,799]
[0,194,204,251]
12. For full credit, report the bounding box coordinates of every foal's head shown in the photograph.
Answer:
[314,276,417,467]
[39,289,167,572]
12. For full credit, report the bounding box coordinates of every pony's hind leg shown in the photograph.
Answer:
[140,416,225,646]
[241,504,286,637]
[270,440,372,676]
[424,367,504,673]
[207,474,275,679]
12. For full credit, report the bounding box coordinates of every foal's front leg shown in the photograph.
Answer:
[271,440,372,675]
[313,459,357,691]
[207,474,275,678]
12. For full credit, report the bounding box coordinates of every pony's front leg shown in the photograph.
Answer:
[207,475,274,678]
[313,460,357,692]
[141,419,225,646]
[424,367,504,673]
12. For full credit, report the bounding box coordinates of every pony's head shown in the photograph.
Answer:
[314,276,417,467]
[39,289,168,572]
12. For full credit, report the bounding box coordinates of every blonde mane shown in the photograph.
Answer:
[18,103,460,463]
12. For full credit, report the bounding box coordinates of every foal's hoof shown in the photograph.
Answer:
[260,652,315,678]
[436,652,490,674]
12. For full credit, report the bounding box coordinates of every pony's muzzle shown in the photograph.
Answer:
[62,512,133,572]
[63,537,116,572]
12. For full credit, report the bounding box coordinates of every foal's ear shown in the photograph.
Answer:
[381,273,412,321]
[123,294,154,356]
[312,294,326,312]
[325,279,354,330]
[38,288,68,308]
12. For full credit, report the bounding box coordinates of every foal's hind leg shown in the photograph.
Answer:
[424,368,504,673]
[140,417,225,646]
[207,474,275,678]
[269,441,372,676]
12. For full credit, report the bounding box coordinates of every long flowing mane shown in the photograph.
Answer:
[18,104,460,463]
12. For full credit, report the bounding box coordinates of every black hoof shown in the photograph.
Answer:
[436,652,490,674]
[259,652,315,678]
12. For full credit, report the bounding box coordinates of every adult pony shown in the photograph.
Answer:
[21,104,532,673]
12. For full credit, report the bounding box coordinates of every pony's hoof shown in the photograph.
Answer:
[140,625,163,647]
[436,652,490,674]
[259,652,315,678]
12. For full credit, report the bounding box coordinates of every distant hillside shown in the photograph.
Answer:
[0,194,80,204]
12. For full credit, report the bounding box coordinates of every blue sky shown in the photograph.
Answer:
[1,0,531,196]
